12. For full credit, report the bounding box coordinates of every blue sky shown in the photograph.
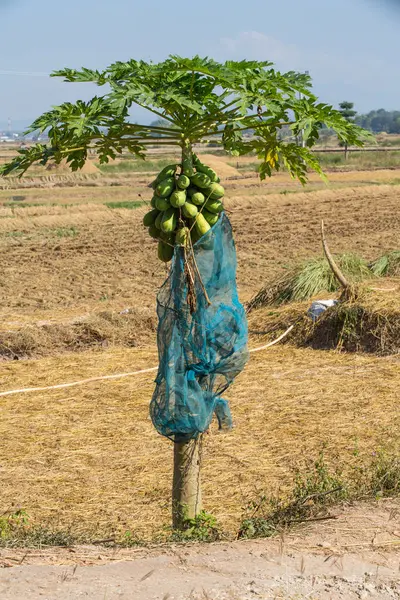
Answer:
[0,0,399,129]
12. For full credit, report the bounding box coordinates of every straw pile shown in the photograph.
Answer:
[0,309,156,360]
[248,279,400,356]
[46,159,100,175]
[247,254,371,310]
[195,154,241,179]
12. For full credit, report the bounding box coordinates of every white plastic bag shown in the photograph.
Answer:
[307,299,338,322]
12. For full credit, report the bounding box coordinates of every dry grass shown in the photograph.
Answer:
[0,182,149,205]
[45,159,100,175]
[194,154,241,178]
[0,345,399,540]
[0,203,144,233]
[0,203,112,219]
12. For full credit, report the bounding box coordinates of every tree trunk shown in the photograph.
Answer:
[344,143,348,160]
[172,437,202,528]
[181,138,193,171]
[171,139,202,530]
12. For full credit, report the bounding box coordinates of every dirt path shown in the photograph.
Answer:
[1,502,399,599]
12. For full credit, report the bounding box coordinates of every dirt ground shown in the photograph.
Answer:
[1,501,399,599]
[0,183,399,322]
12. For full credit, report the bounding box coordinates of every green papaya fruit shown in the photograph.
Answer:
[203,209,219,226]
[175,226,190,246]
[156,177,175,198]
[155,212,163,230]
[155,165,177,183]
[143,209,160,227]
[194,213,211,237]
[160,207,177,233]
[204,182,225,201]
[149,165,176,189]
[170,189,187,208]
[190,172,212,189]
[148,224,159,239]
[150,195,158,208]
[177,174,190,189]
[195,163,219,182]
[158,241,174,263]
[159,230,174,243]
[182,201,198,219]
[204,199,224,214]
[155,196,171,211]
[192,153,201,167]
[190,191,205,206]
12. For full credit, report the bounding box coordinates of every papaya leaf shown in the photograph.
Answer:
[1,56,370,181]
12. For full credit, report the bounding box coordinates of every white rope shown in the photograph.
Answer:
[249,325,294,353]
[0,326,294,399]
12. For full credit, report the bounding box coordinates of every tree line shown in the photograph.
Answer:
[338,103,400,135]
[355,109,400,134]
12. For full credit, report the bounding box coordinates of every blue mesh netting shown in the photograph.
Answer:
[150,213,249,443]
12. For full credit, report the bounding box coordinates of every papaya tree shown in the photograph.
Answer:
[1,56,370,529]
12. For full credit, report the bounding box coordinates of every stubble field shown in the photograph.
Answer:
[0,147,399,541]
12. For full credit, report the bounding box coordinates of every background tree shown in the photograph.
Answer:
[338,101,357,159]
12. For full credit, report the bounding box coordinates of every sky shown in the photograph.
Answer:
[0,0,399,130]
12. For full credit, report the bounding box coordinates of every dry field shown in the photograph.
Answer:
[0,149,399,541]
[1,346,400,540]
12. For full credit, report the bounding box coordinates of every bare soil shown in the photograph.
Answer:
[0,184,399,321]
[1,501,399,599]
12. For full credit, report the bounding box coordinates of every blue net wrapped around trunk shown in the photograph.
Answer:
[150,213,249,443]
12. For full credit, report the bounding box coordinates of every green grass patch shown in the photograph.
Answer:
[2,202,47,209]
[317,150,400,170]
[248,253,371,309]
[169,511,221,543]
[1,202,76,209]
[229,151,400,172]
[97,158,176,174]
[239,450,400,539]
[370,250,400,277]
[0,510,78,548]
[104,201,144,210]
[52,227,79,238]
[4,230,25,238]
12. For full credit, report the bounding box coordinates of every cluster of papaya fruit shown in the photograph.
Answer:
[142,154,225,262]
